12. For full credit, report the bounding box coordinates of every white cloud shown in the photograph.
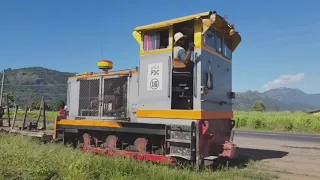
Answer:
[263,73,305,90]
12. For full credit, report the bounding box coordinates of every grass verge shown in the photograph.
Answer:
[234,111,320,133]
[2,110,57,121]
[0,133,274,180]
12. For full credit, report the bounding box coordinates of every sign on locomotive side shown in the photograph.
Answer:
[147,63,162,91]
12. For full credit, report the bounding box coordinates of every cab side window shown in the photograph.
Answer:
[143,30,169,51]
[204,28,223,54]
[224,38,232,60]
[204,28,215,49]
[204,27,232,60]
[215,31,222,53]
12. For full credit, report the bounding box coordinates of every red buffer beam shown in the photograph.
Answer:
[81,133,176,165]
[82,147,176,165]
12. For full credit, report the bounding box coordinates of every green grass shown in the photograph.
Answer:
[3,110,320,133]
[0,133,274,180]
[234,111,320,133]
[1,110,56,130]
[2,110,58,121]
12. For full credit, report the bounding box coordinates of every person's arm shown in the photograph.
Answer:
[185,50,192,65]
[178,49,192,64]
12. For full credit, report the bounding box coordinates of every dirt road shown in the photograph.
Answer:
[234,131,320,180]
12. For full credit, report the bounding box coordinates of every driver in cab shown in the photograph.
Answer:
[173,32,194,69]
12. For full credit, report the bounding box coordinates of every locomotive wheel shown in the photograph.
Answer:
[134,138,148,153]
[103,135,118,149]
[82,133,93,149]
[124,138,148,153]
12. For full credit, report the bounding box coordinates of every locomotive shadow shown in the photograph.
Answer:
[228,147,289,169]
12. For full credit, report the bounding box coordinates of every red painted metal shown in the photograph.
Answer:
[59,109,66,119]
[82,147,176,165]
[81,133,175,165]
[198,120,237,159]
[201,120,209,135]
[219,141,237,159]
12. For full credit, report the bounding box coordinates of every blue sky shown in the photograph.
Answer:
[0,0,319,94]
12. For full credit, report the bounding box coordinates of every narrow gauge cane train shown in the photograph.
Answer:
[54,11,242,168]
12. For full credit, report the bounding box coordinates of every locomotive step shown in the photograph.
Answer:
[166,138,191,144]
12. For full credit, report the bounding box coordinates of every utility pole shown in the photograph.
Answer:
[0,70,4,107]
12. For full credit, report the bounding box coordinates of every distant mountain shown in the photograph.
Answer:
[1,67,319,112]
[0,67,76,108]
[233,88,320,111]
[262,87,320,109]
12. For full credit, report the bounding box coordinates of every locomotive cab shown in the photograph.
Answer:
[133,11,241,113]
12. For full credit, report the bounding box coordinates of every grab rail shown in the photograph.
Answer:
[193,53,198,98]
[168,56,172,98]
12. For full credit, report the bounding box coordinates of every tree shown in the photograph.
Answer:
[252,100,267,112]
[6,92,15,103]
[1,92,15,107]
[30,101,40,110]
[53,100,65,111]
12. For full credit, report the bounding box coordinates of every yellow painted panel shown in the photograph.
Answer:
[136,110,233,120]
[68,70,138,80]
[194,19,203,49]
[202,19,212,33]
[140,49,172,56]
[137,109,201,119]
[132,31,144,53]
[169,27,173,49]
[230,32,242,52]
[134,12,211,31]
[56,119,122,128]
[140,47,202,56]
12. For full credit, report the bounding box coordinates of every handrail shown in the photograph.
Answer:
[168,56,172,98]
[193,53,198,98]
